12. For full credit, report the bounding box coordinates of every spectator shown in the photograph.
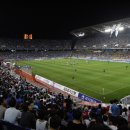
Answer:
[108,116,117,130]
[88,123,112,130]
[121,107,127,120]
[67,108,87,130]
[50,115,61,130]
[111,99,120,117]
[0,97,6,120]
[20,102,36,129]
[116,116,128,129]
[36,109,48,130]
[4,97,21,125]
[96,104,103,123]
[103,115,109,126]
[128,107,130,122]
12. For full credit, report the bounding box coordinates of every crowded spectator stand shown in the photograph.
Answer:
[1,60,130,130]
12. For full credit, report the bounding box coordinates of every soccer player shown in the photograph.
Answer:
[72,76,75,80]
[103,69,106,73]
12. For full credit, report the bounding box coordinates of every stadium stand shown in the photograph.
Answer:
[1,56,130,130]
[0,39,71,51]
[75,31,130,50]
[1,18,130,129]
[1,33,130,61]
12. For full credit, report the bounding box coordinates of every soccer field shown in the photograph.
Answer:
[16,58,130,103]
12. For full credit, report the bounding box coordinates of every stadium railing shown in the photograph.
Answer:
[120,95,130,105]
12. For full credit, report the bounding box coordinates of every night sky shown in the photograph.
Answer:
[0,3,130,39]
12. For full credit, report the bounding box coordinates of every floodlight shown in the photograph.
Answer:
[78,32,85,37]
[118,27,124,31]
[126,44,130,47]
[73,32,85,37]
[92,45,96,48]
[115,44,119,47]
[104,28,111,33]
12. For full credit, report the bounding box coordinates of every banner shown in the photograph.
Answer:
[35,75,101,102]
[63,86,79,97]
[53,83,79,97]
[35,75,54,86]
[35,75,79,97]
[78,93,102,103]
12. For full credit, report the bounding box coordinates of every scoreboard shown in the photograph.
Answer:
[24,34,33,39]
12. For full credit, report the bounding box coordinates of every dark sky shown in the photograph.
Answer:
[0,2,130,39]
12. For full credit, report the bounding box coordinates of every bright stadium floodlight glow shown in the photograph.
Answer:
[104,28,111,33]
[73,32,85,37]
[92,45,96,48]
[126,44,130,47]
[77,32,85,37]
[118,26,124,31]
[115,44,119,47]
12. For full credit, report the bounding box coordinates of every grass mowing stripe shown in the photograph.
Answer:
[17,59,130,102]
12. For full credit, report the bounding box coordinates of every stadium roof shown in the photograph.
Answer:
[71,17,130,37]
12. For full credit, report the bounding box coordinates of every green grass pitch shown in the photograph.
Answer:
[16,58,130,103]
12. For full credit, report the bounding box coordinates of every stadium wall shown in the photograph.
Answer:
[14,69,77,98]
[15,69,52,91]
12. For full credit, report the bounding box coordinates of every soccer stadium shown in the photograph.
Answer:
[2,18,130,102]
[1,7,130,130]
